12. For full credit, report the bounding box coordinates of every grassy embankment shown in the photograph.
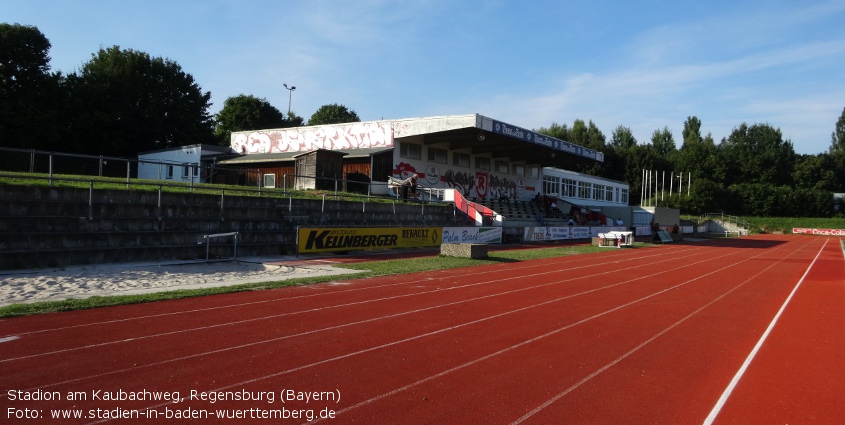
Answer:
[744,216,845,234]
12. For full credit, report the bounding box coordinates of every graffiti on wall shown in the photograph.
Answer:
[392,163,531,201]
[231,122,394,154]
[442,170,476,198]
[487,174,527,200]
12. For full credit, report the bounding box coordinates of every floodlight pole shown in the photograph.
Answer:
[283,83,296,115]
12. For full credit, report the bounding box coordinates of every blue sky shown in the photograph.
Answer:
[4,0,844,155]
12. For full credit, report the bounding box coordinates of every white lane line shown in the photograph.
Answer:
[2,245,695,338]
[0,248,709,363]
[312,238,806,425]
[0,336,19,343]
[702,238,828,425]
[2,247,730,402]
[512,236,818,424]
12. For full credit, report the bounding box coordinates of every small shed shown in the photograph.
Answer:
[294,149,347,190]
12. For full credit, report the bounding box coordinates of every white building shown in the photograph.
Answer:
[542,167,629,208]
[137,144,237,183]
[225,114,607,202]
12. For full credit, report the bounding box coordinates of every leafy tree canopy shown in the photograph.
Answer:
[650,126,676,157]
[681,116,703,148]
[831,106,845,155]
[307,103,360,126]
[215,94,290,146]
[793,153,835,191]
[830,107,845,190]
[0,23,63,149]
[719,123,795,186]
[610,125,637,150]
[67,45,214,156]
[536,122,571,142]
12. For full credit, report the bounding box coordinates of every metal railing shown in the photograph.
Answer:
[0,146,263,188]
[699,213,750,235]
[0,147,472,225]
[0,172,455,224]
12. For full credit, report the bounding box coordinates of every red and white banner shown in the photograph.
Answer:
[793,228,845,236]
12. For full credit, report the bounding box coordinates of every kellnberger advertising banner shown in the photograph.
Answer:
[297,227,442,254]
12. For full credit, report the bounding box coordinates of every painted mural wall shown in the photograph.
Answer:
[391,153,541,202]
[230,122,394,154]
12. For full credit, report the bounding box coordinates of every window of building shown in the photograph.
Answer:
[453,152,470,168]
[399,142,422,160]
[166,165,174,179]
[543,175,560,197]
[495,160,509,174]
[476,156,491,171]
[563,178,576,198]
[513,164,525,176]
[578,182,591,199]
[621,188,629,204]
[528,166,539,179]
[592,184,603,200]
[604,185,613,202]
[428,147,447,164]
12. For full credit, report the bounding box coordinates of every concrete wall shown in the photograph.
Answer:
[0,185,470,270]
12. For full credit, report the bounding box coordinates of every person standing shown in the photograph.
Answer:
[409,174,418,199]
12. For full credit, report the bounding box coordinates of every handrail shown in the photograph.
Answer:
[0,146,262,186]
[699,213,750,233]
[1,172,453,222]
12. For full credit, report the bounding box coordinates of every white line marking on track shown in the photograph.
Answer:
[512,236,818,424]
[307,238,811,425]
[0,336,19,343]
[702,238,828,425]
[3,248,733,399]
[1,248,712,363]
[2,245,697,338]
[72,239,795,424]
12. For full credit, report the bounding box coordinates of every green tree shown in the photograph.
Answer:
[719,123,795,186]
[625,144,662,205]
[674,117,723,185]
[215,94,289,146]
[792,154,835,191]
[831,106,845,155]
[609,125,637,150]
[650,126,675,158]
[830,107,845,191]
[286,111,305,127]
[603,125,638,187]
[66,46,214,156]
[567,119,607,175]
[307,103,360,126]
[682,116,703,146]
[0,23,63,149]
[670,178,729,215]
[536,122,571,142]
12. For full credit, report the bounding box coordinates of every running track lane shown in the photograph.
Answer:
[704,236,845,424]
[0,235,840,424]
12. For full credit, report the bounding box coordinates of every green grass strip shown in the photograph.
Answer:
[0,244,626,318]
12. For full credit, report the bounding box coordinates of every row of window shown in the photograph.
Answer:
[543,175,629,204]
[162,165,197,179]
[400,142,539,178]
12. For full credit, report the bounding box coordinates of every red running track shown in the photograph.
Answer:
[0,234,843,424]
